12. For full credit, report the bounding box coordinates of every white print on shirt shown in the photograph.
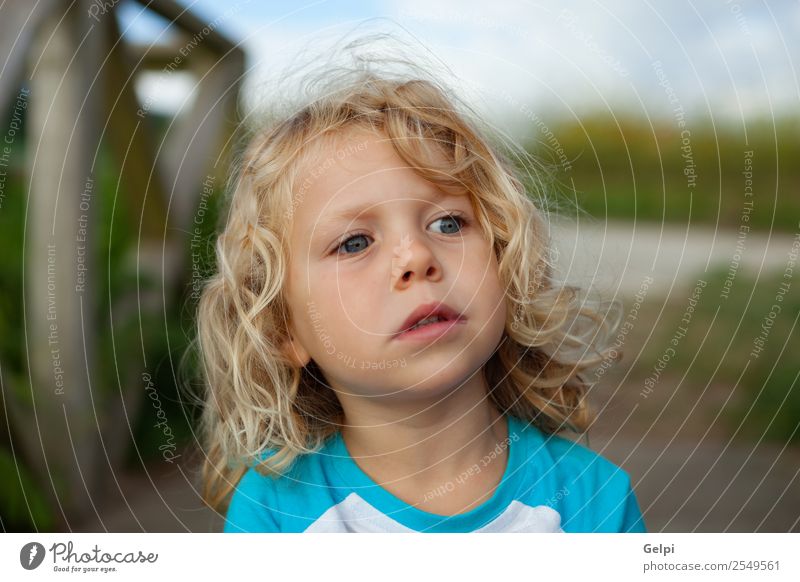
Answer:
[303,493,564,533]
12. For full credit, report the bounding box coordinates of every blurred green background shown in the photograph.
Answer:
[0,105,223,531]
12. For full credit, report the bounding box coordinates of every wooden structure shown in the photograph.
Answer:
[0,0,244,525]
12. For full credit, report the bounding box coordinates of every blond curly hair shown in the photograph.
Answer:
[193,62,620,512]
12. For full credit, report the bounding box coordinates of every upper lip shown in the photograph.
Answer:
[395,302,465,337]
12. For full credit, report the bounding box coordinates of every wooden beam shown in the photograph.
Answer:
[0,0,60,116]
[102,7,170,241]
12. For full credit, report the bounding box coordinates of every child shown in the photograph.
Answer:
[194,51,646,533]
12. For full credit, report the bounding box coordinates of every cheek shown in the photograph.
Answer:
[486,272,508,323]
[285,258,329,339]
[463,238,502,285]
[470,246,507,322]
[308,265,381,331]
[318,260,386,298]
[285,267,312,329]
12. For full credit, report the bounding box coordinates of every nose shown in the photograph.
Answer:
[390,234,443,291]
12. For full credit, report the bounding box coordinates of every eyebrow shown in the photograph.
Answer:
[320,190,457,228]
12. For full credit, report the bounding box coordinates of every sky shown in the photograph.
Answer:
[120,0,800,141]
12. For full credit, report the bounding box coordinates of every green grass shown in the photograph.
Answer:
[630,266,800,443]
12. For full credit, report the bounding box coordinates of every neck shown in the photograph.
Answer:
[337,372,509,501]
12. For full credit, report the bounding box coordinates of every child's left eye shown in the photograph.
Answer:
[333,213,468,256]
[429,214,465,235]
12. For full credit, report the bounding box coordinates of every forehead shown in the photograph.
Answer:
[291,130,469,234]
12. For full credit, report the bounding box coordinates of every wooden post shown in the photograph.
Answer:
[24,0,106,523]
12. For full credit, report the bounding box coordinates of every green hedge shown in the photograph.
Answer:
[524,114,800,231]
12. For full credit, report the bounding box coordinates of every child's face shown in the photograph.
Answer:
[282,129,507,403]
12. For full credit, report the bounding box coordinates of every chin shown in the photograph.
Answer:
[389,362,474,399]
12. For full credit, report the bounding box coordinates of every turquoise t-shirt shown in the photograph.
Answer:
[223,414,646,533]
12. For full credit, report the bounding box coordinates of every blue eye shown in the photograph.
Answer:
[430,214,465,235]
[337,233,371,255]
[333,213,467,256]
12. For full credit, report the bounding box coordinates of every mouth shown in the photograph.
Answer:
[394,302,467,339]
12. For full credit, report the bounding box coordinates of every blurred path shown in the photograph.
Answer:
[599,434,800,532]
[550,218,798,296]
[590,369,800,532]
[76,450,223,533]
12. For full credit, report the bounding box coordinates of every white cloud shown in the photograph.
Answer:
[144,0,799,131]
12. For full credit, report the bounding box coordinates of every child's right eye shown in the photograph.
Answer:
[335,232,372,255]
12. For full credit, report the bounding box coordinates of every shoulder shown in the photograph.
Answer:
[513,417,620,477]
[541,431,626,483]
[223,450,288,533]
[512,419,645,532]
[223,439,347,533]
[512,418,624,480]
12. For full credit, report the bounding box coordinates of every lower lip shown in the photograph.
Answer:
[394,318,467,341]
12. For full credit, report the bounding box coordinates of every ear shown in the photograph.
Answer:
[281,331,311,369]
